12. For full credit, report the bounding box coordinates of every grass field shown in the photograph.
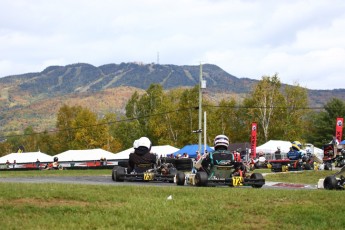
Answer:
[0,169,344,230]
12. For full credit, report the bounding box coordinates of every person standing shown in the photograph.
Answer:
[36,159,41,169]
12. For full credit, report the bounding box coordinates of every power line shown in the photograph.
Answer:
[0,107,196,139]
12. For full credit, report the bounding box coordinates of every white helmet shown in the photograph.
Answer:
[214,135,229,149]
[134,137,151,150]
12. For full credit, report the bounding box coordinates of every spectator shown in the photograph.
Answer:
[13,160,16,169]
[182,153,189,158]
[233,150,241,162]
[258,152,266,164]
[275,147,281,160]
[6,160,10,169]
[36,159,40,169]
[196,151,201,161]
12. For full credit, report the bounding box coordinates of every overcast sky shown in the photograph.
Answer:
[1,0,345,90]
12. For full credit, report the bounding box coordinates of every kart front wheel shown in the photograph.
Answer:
[195,171,208,187]
[324,176,337,190]
[250,173,264,188]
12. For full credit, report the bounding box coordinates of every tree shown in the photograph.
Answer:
[56,104,83,152]
[279,83,309,142]
[306,98,345,147]
[55,105,113,151]
[245,74,283,142]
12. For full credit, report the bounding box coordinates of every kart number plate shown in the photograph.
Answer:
[232,176,243,186]
[144,172,155,181]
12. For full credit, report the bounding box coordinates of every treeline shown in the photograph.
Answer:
[0,74,344,156]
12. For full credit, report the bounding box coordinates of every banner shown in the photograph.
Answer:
[250,122,257,158]
[335,117,343,144]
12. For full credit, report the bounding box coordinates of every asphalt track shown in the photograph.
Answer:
[0,175,318,190]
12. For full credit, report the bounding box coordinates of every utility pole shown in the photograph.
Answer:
[198,63,203,153]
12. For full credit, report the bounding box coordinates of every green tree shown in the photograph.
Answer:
[37,130,59,155]
[175,86,199,146]
[306,98,345,147]
[245,74,283,142]
[266,83,309,142]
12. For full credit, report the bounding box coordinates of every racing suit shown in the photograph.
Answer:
[287,149,303,160]
[209,150,234,166]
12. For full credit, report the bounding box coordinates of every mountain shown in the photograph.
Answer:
[1,62,345,135]
[1,63,256,96]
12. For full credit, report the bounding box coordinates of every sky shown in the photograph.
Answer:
[1,0,345,90]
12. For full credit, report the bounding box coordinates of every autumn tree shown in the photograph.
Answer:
[279,83,309,141]
[55,104,113,151]
[245,74,283,142]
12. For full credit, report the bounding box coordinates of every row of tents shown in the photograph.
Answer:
[0,140,327,166]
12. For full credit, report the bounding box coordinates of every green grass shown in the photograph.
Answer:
[0,169,112,177]
[1,182,345,230]
[263,170,336,184]
[0,169,343,229]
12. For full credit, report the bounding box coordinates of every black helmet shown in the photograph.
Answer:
[53,157,58,162]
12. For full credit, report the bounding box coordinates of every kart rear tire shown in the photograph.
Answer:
[195,171,208,187]
[114,166,125,182]
[168,168,177,183]
[250,173,264,188]
[304,163,312,170]
[111,166,118,181]
[323,176,337,190]
[324,163,331,171]
[176,171,186,186]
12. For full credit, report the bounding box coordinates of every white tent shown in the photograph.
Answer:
[53,149,116,161]
[0,151,53,164]
[113,145,180,160]
[256,140,292,154]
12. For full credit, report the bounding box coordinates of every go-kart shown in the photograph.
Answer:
[175,160,265,188]
[112,161,177,183]
[323,166,345,190]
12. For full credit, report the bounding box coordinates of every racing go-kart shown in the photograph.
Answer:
[112,160,177,183]
[175,159,265,188]
[323,166,345,190]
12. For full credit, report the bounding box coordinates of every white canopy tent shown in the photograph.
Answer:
[53,149,116,161]
[0,151,53,164]
[113,145,180,160]
[256,140,292,154]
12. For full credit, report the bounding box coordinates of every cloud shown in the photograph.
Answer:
[1,0,345,89]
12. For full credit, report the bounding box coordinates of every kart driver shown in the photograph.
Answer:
[287,141,304,160]
[201,134,246,176]
[128,137,157,173]
[209,135,234,165]
[201,135,234,170]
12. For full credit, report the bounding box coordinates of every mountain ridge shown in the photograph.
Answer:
[1,62,345,135]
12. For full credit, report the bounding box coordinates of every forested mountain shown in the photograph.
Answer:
[1,62,345,135]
